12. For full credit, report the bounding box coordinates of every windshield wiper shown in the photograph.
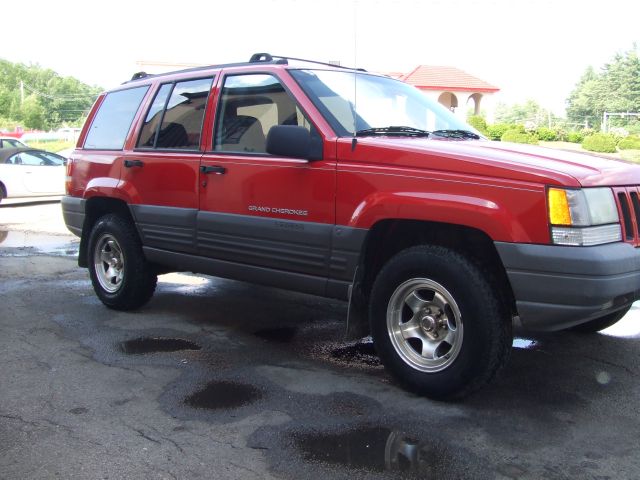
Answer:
[431,129,481,139]
[355,126,431,138]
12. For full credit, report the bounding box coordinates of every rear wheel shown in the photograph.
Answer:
[370,245,512,400]
[568,306,631,333]
[87,214,157,310]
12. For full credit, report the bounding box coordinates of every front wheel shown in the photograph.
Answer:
[87,214,157,310]
[370,245,512,400]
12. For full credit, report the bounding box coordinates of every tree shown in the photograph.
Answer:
[0,58,101,130]
[21,95,46,130]
[566,46,640,129]
[494,99,555,127]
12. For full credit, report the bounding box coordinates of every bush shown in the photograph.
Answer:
[486,123,515,141]
[618,135,640,150]
[467,115,488,135]
[536,127,558,141]
[566,131,584,143]
[501,129,539,145]
[582,134,617,153]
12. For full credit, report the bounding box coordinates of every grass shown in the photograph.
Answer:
[24,140,75,153]
[540,141,640,164]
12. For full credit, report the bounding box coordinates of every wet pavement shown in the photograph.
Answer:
[1,202,640,479]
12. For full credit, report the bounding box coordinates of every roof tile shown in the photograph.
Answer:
[400,65,499,92]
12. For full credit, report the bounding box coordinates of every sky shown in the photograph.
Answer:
[1,0,638,115]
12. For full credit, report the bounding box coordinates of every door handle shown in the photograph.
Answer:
[124,159,144,168]
[200,165,226,175]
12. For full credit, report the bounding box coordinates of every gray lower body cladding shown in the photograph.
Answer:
[61,196,86,237]
[130,205,367,299]
[496,241,640,331]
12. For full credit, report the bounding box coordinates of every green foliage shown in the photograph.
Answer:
[21,95,45,129]
[486,123,515,141]
[566,131,585,143]
[618,135,640,150]
[582,133,618,153]
[24,140,74,153]
[535,127,558,141]
[467,115,488,135]
[567,47,640,129]
[0,58,101,131]
[494,99,555,126]
[500,129,539,144]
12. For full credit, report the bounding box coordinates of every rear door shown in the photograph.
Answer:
[121,77,214,254]
[198,72,336,294]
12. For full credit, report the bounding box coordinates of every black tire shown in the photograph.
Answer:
[568,306,631,333]
[87,214,157,310]
[370,245,512,400]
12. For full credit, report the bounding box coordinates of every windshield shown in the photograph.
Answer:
[290,69,471,136]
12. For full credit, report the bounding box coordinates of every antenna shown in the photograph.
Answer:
[352,0,358,148]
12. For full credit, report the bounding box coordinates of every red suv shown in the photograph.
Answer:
[62,53,640,399]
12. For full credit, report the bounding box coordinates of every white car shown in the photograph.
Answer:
[0,137,29,149]
[0,148,66,202]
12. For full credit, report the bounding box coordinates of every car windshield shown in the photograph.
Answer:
[290,69,472,137]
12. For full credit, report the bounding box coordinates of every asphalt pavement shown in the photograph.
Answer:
[1,201,639,479]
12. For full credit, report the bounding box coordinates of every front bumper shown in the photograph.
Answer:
[496,241,640,331]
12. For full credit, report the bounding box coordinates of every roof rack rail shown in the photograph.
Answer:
[130,71,148,81]
[249,53,366,72]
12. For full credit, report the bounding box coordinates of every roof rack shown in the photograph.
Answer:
[125,53,366,84]
[130,72,148,81]
[249,53,366,72]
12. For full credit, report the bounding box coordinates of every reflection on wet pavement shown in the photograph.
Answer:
[0,229,78,256]
[184,380,261,410]
[512,337,539,349]
[120,337,201,354]
[295,426,452,477]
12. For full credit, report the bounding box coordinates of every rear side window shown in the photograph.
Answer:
[84,86,149,150]
[136,77,213,150]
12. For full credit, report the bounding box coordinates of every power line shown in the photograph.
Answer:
[20,81,98,101]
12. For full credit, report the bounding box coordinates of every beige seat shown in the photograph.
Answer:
[220,114,266,153]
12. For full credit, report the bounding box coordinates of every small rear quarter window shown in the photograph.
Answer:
[84,86,149,150]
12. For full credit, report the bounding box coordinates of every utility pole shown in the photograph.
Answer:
[20,81,24,105]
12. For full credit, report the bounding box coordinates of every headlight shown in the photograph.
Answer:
[547,187,621,246]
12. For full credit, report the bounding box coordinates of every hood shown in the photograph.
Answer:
[346,138,640,187]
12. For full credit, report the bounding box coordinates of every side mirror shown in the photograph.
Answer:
[266,125,322,160]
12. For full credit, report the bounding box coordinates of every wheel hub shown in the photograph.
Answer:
[420,315,437,333]
[386,278,464,373]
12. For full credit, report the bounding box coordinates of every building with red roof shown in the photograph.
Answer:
[399,65,500,121]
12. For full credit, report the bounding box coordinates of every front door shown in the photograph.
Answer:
[198,73,335,294]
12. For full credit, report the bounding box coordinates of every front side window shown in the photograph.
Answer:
[290,69,470,136]
[84,86,149,150]
[136,77,213,150]
[214,74,313,154]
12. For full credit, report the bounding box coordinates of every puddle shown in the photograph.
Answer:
[184,381,261,410]
[295,426,453,477]
[120,337,201,354]
[0,229,78,256]
[254,326,297,343]
[512,338,538,350]
[330,339,381,367]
